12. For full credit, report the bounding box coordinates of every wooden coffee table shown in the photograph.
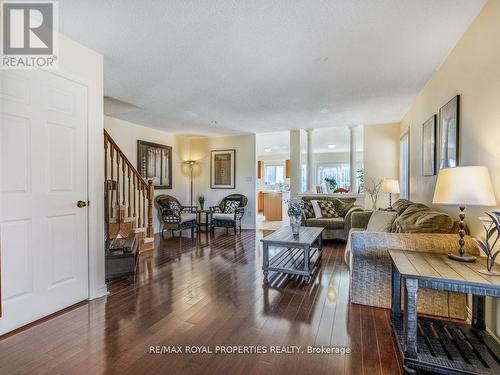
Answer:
[389,249,500,375]
[261,227,323,284]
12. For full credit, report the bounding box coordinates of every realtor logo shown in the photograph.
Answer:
[1,1,58,69]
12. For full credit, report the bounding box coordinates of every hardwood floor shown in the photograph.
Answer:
[0,230,402,375]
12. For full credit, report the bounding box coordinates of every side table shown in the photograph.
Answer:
[197,209,211,232]
[389,249,500,375]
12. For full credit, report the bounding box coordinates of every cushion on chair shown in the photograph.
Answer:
[317,200,338,218]
[224,200,240,213]
[366,211,397,232]
[169,201,181,215]
[180,213,196,223]
[305,217,344,229]
[213,213,235,221]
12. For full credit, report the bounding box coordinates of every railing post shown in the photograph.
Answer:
[147,179,154,237]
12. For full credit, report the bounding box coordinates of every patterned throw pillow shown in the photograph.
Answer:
[331,198,355,217]
[224,200,240,213]
[168,201,180,216]
[318,200,338,218]
[302,201,315,219]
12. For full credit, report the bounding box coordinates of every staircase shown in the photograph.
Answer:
[104,130,155,252]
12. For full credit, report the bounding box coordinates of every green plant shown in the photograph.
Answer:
[324,177,337,190]
[197,195,205,207]
[356,168,365,191]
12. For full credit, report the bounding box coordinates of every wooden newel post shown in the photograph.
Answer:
[147,179,154,237]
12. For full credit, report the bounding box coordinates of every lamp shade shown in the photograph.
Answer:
[381,179,400,194]
[432,166,497,206]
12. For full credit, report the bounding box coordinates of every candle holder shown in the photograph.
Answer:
[476,211,500,276]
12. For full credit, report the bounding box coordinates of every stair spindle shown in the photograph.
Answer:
[110,147,114,219]
[142,185,146,230]
[122,158,126,208]
[116,154,120,221]
[127,165,131,217]
[147,179,153,237]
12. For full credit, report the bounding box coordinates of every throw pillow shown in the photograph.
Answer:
[366,211,397,232]
[318,200,338,218]
[331,198,356,217]
[224,200,240,213]
[168,201,180,216]
[392,204,454,233]
[311,200,323,218]
[302,200,315,219]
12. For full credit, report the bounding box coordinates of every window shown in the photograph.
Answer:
[264,163,285,186]
[400,132,410,199]
[301,164,307,193]
[316,163,350,190]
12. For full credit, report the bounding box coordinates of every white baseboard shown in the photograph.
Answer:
[89,284,108,300]
[242,224,256,230]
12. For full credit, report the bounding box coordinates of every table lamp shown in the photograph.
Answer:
[381,179,400,209]
[433,166,497,262]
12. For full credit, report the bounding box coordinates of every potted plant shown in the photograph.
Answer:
[197,194,206,210]
[324,177,337,192]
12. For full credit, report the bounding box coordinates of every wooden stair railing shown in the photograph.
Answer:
[104,130,154,250]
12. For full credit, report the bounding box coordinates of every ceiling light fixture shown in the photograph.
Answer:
[327,144,336,149]
[319,109,329,114]
[264,147,272,153]
[210,120,217,125]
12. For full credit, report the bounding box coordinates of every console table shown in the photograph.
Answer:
[261,227,323,284]
[389,250,500,375]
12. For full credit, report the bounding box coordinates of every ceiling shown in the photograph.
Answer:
[59,0,485,136]
[256,127,363,156]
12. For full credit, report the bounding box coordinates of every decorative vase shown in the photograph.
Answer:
[199,203,204,210]
[290,215,301,236]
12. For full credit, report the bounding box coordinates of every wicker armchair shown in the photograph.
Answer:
[155,195,198,238]
[209,194,248,234]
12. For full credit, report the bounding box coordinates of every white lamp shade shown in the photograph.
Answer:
[381,179,400,194]
[432,166,497,206]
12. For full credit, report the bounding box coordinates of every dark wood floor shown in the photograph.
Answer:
[0,230,402,375]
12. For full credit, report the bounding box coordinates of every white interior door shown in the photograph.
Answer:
[0,69,89,335]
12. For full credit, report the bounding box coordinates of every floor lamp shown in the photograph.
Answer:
[184,160,197,207]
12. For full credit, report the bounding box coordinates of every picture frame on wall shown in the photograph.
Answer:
[211,149,236,189]
[422,114,437,176]
[438,95,460,169]
[137,140,172,189]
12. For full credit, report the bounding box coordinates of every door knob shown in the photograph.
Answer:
[77,200,88,208]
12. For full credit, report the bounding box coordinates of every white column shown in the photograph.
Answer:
[349,126,357,193]
[306,129,314,192]
[289,130,301,198]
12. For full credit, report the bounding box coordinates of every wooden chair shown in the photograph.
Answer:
[209,194,248,234]
[155,195,198,238]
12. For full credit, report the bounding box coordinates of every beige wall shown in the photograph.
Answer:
[104,116,191,233]
[189,135,257,229]
[399,0,500,337]
[364,123,400,209]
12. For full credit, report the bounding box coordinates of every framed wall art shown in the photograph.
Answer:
[210,149,235,189]
[438,95,460,169]
[422,114,437,176]
[137,140,172,189]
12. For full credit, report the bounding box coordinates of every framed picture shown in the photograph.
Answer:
[137,140,172,189]
[422,114,437,176]
[438,95,460,169]
[210,149,236,189]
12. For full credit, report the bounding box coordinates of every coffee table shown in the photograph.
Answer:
[389,249,500,375]
[261,226,323,284]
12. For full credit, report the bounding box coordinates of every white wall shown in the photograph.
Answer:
[104,116,191,233]
[363,123,400,209]
[58,34,105,299]
[190,135,257,229]
[399,0,500,338]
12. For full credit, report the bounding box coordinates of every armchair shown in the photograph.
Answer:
[210,194,248,234]
[155,195,198,239]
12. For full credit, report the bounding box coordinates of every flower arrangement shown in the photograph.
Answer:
[324,177,337,191]
[197,194,206,210]
[477,211,500,275]
[365,178,383,210]
[287,198,304,218]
